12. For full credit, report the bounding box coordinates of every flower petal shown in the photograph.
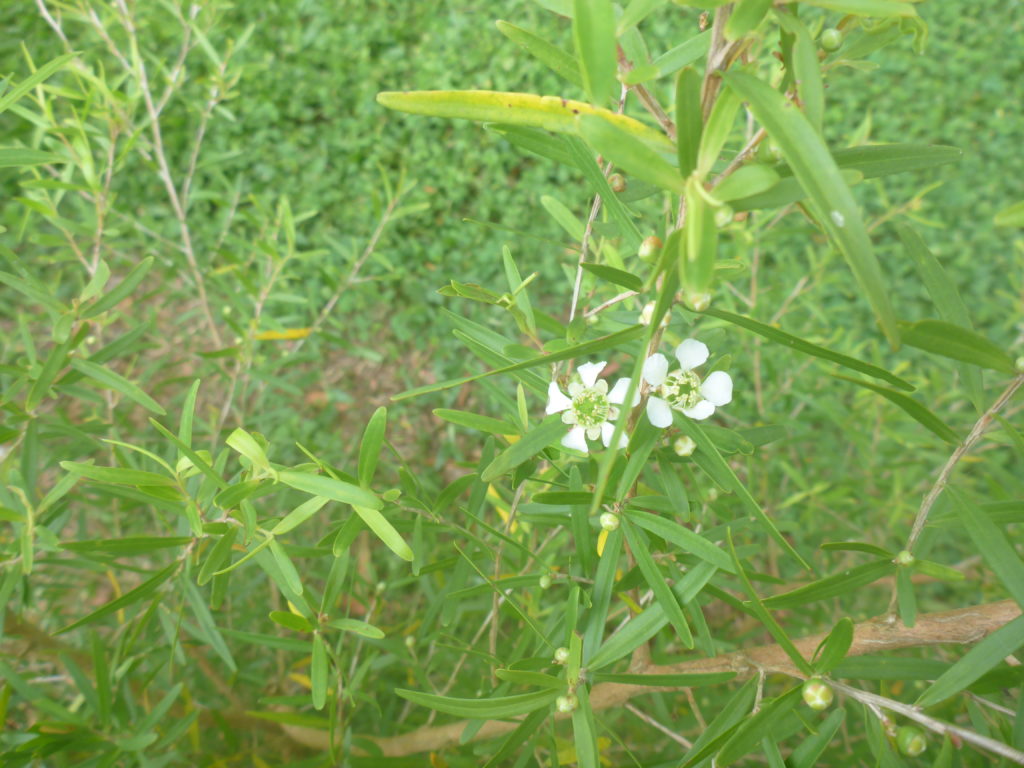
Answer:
[561,426,589,453]
[682,399,715,420]
[642,353,669,387]
[646,396,674,428]
[600,421,630,449]
[607,378,632,406]
[675,339,709,371]
[546,382,573,414]
[701,370,732,406]
[576,361,607,388]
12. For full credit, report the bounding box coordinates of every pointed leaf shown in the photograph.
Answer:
[900,319,1016,374]
[395,688,559,719]
[834,374,958,443]
[573,0,616,108]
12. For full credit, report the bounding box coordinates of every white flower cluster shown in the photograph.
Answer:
[546,339,733,453]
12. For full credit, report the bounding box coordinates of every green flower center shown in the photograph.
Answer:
[570,388,611,429]
[659,370,702,410]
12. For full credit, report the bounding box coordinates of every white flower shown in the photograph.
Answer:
[642,339,733,428]
[546,361,639,453]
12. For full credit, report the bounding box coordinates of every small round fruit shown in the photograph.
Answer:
[555,693,578,713]
[539,573,553,590]
[638,235,663,263]
[820,28,843,52]
[896,725,927,757]
[895,550,915,566]
[609,173,627,193]
[673,436,697,457]
[553,646,570,664]
[599,513,620,532]
[801,678,834,710]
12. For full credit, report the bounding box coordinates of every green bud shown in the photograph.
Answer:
[555,693,578,712]
[714,205,735,228]
[599,512,620,532]
[553,646,570,664]
[820,28,843,52]
[801,678,834,710]
[539,573,552,590]
[382,488,402,502]
[638,235,663,263]
[608,173,627,193]
[896,725,927,757]
[895,550,915,566]
[1015,355,1024,373]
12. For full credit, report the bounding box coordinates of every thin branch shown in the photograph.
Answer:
[830,680,1024,765]
[905,373,1024,552]
[277,600,1020,755]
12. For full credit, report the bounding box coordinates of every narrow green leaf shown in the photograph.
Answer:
[395,688,559,719]
[627,30,711,85]
[358,407,387,488]
[56,562,178,635]
[829,143,961,179]
[573,0,616,108]
[728,530,812,675]
[226,428,270,471]
[325,618,385,639]
[272,496,330,536]
[995,201,1024,227]
[84,257,155,318]
[26,331,77,411]
[62,536,191,555]
[278,470,382,510]
[376,90,673,153]
[434,409,519,436]
[60,460,175,487]
[496,20,582,87]
[789,708,846,768]
[896,223,982,409]
[949,487,1024,607]
[0,53,75,116]
[762,559,894,609]
[625,508,735,573]
[725,0,773,40]
[577,113,685,193]
[678,420,811,570]
[813,617,854,674]
[799,0,917,16]
[311,633,328,710]
[353,504,413,561]
[0,147,63,167]
[268,538,303,595]
[198,528,238,586]
[697,84,741,177]
[678,677,758,768]
[481,415,566,482]
[703,307,913,390]
[896,566,917,627]
[183,582,236,672]
[269,610,314,632]
[571,684,600,768]
[777,12,824,133]
[580,262,643,292]
[483,708,550,768]
[716,687,802,765]
[916,614,1024,707]
[0,269,66,312]
[623,518,693,648]
[583,527,623,662]
[393,324,645,401]
[178,379,201,453]
[69,358,165,415]
[725,71,899,346]
[676,66,702,177]
[900,319,1016,374]
[713,164,780,202]
[834,374,958,443]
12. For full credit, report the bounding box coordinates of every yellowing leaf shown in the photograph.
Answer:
[255,328,312,340]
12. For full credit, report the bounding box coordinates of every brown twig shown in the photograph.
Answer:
[277,600,1020,755]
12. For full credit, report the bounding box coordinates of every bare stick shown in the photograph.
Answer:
[277,600,1020,755]
[830,680,1024,765]
[905,373,1024,552]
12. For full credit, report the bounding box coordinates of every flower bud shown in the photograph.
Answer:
[382,488,402,502]
[820,28,843,51]
[539,573,552,590]
[555,694,578,713]
[895,550,914,566]
[714,205,735,229]
[553,646,570,664]
[1016,355,1024,373]
[673,436,697,457]
[404,635,416,649]
[639,301,669,328]
[608,173,626,193]
[896,725,927,757]
[801,678,834,710]
[688,293,711,312]
[599,512,620,532]
[638,235,663,263]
